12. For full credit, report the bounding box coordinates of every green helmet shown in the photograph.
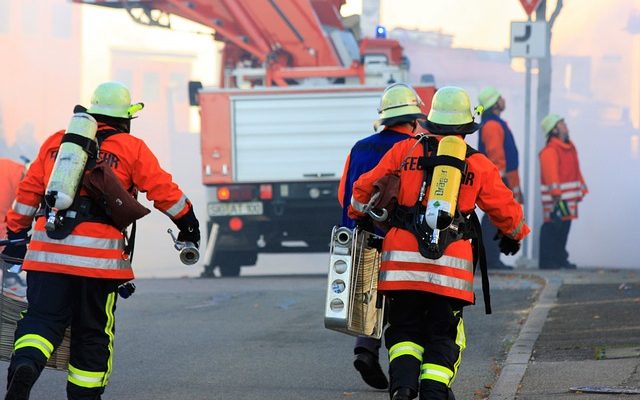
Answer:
[541,113,563,136]
[423,86,480,135]
[87,81,144,119]
[478,86,501,109]
[374,83,426,130]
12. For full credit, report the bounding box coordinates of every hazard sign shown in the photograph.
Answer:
[519,0,541,16]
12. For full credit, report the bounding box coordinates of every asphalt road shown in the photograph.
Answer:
[0,259,540,400]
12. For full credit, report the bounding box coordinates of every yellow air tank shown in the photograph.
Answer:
[425,136,467,232]
[45,112,97,211]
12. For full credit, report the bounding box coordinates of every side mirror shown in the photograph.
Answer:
[188,81,203,106]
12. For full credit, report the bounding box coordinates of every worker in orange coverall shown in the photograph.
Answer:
[2,81,200,400]
[538,113,588,269]
[477,86,524,270]
[349,86,530,400]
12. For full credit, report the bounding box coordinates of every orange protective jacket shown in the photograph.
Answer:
[539,137,588,222]
[479,119,522,200]
[6,125,191,280]
[0,159,26,243]
[349,136,530,303]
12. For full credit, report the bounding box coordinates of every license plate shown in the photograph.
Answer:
[208,201,263,216]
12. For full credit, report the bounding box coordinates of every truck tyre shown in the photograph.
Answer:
[219,264,241,277]
[200,264,216,278]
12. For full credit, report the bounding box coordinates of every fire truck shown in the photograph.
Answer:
[73,0,435,277]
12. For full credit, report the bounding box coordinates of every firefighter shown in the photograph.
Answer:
[477,86,523,270]
[538,113,587,269]
[1,81,201,400]
[338,83,427,390]
[349,86,530,400]
[0,158,28,297]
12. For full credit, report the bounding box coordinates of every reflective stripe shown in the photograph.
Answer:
[67,364,107,389]
[380,270,473,292]
[25,250,130,270]
[15,334,54,359]
[350,196,368,213]
[32,231,124,250]
[382,251,472,271]
[11,200,38,217]
[509,219,525,239]
[389,341,424,363]
[420,363,454,385]
[104,292,116,385]
[541,181,580,191]
[450,313,466,386]
[164,195,188,218]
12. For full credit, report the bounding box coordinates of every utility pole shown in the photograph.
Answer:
[531,0,563,265]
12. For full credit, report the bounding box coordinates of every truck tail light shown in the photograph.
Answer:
[229,217,243,231]
[259,184,273,200]
[217,187,231,201]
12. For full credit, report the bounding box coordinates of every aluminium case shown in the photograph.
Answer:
[324,226,385,339]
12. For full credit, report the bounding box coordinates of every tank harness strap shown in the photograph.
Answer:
[469,210,491,314]
[60,133,98,159]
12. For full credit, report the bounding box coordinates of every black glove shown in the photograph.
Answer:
[173,205,201,248]
[495,232,520,256]
[2,229,29,262]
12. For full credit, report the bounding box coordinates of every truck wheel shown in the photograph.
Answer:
[219,264,241,277]
[200,264,215,279]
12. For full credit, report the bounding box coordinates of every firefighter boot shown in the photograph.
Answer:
[419,380,455,400]
[354,349,389,389]
[391,387,417,400]
[5,362,38,400]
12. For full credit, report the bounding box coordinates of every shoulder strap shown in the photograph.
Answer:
[469,211,491,314]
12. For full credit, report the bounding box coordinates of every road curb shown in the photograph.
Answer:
[488,273,562,400]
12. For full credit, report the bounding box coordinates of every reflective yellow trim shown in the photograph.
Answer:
[389,341,424,363]
[14,334,54,359]
[450,313,466,387]
[420,363,454,385]
[104,292,116,386]
[67,364,106,388]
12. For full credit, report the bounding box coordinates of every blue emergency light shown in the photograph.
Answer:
[375,25,387,39]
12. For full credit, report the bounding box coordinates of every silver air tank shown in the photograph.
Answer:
[44,113,97,230]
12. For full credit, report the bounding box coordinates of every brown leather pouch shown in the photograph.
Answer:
[83,160,151,230]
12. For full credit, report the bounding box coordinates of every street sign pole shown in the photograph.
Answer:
[523,16,533,263]
[514,0,542,267]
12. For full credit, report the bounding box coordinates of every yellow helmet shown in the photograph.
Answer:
[478,86,501,109]
[422,86,480,135]
[87,81,144,119]
[374,83,426,130]
[541,113,563,136]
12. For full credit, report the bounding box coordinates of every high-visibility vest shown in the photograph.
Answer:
[7,125,191,279]
[350,136,529,303]
[539,137,588,222]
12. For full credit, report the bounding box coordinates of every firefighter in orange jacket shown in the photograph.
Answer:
[1,81,200,400]
[349,87,530,400]
[0,158,27,296]
[538,113,587,269]
[339,83,427,390]
[477,87,523,270]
